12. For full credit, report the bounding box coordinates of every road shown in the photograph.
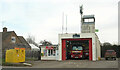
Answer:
[2,58,118,68]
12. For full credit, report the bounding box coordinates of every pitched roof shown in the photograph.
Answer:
[2,31,13,41]
[40,45,58,47]
[2,31,31,50]
[18,36,31,49]
[29,44,40,51]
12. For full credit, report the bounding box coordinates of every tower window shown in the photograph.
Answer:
[83,18,94,23]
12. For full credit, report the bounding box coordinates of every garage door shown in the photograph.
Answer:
[62,38,92,61]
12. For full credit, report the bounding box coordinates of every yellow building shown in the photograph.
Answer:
[5,48,25,63]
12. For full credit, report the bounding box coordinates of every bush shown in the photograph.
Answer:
[41,53,44,56]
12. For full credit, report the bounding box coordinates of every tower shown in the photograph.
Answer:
[81,15,95,33]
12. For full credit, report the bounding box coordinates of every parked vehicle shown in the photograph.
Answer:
[70,45,84,59]
[105,50,116,60]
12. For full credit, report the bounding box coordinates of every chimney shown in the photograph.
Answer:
[3,27,7,32]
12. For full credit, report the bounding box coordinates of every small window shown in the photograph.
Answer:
[11,37,16,43]
[22,50,24,53]
[51,49,53,55]
[78,46,83,50]
[53,49,56,56]
[84,18,94,23]
[16,50,18,53]
[48,49,50,56]
[72,46,77,50]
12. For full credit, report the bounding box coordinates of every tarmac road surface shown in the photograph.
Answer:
[2,58,118,68]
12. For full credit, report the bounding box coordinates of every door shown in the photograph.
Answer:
[62,40,66,60]
[89,39,92,60]
[62,38,92,61]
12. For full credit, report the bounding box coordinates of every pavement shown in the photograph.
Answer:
[2,58,118,68]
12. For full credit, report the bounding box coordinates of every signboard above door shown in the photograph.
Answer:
[73,34,80,38]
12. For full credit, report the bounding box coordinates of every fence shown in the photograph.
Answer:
[25,50,41,61]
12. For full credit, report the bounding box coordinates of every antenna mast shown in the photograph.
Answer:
[62,12,64,34]
[66,15,67,33]
[80,5,83,32]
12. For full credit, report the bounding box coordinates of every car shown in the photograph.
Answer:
[105,50,116,60]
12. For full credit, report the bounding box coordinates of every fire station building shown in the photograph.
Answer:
[58,15,101,61]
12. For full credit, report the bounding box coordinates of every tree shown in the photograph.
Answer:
[103,42,112,47]
[40,40,52,46]
[101,42,120,58]
[26,35,38,47]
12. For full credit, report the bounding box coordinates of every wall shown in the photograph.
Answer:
[3,31,21,50]
[41,46,57,60]
[96,35,101,60]
[58,33,100,61]
[0,33,2,67]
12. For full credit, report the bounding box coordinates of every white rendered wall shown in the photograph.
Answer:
[58,33,100,61]
[96,35,101,60]
[41,46,57,60]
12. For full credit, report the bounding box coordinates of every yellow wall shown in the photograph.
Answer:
[5,48,25,63]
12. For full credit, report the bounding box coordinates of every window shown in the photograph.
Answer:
[53,49,56,56]
[72,46,83,50]
[11,37,16,43]
[45,50,47,56]
[78,46,83,50]
[51,49,53,55]
[84,18,94,23]
[48,49,50,56]
[47,49,56,56]
[72,46,77,50]
[22,50,24,53]
[16,50,18,53]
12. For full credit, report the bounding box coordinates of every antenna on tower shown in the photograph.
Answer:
[62,12,64,34]
[80,5,83,19]
[80,5,83,32]
[66,15,67,33]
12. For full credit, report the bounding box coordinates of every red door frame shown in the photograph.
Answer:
[62,38,92,61]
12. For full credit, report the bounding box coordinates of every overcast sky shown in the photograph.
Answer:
[0,0,119,44]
